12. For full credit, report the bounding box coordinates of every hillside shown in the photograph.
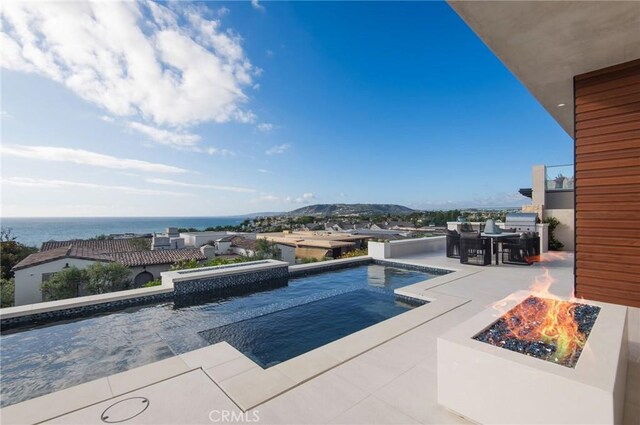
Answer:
[287,204,415,217]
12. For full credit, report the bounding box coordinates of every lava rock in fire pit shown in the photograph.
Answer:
[472,296,601,368]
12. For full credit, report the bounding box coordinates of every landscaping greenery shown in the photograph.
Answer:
[1,278,15,308]
[339,248,368,259]
[41,262,132,301]
[0,228,38,280]
[85,262,131,294]
[544,217,565,251]
[170,258,201,271]
[143,279,162,288]
[41,266,87,301]
[254,239,282,260]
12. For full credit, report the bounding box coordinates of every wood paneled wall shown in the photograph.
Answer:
[574,59,640,307]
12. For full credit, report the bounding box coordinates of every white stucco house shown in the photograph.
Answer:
[12,239,210,306]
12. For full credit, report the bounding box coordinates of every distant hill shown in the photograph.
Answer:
[287,204,415,217]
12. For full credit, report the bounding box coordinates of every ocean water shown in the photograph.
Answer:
[0,217,245,247]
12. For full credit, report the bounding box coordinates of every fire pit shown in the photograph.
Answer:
[437,290,628,424]
[473,295,600,368]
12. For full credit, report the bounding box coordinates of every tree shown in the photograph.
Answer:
[0,228,38,279]
[254,239,282,260]
[41,266,87,301]
[85,262,131,294]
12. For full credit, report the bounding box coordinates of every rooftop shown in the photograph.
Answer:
[110,249,206,267]
[3,250,638,424]
[41,238,150,254]
[12,245,112,271]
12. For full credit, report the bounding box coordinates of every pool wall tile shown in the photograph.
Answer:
[174,265,289,296]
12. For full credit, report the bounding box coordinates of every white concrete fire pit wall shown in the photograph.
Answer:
[437,290,628,425]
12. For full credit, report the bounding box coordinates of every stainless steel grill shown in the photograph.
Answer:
[505,213,538,233]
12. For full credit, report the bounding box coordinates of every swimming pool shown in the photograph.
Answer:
[0,263,439,407]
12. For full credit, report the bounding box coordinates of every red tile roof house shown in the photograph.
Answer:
[11,239,209,306]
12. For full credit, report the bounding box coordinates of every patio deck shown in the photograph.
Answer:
[2,251,638,425]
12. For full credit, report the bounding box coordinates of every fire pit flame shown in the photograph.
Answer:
[479,267,600,368]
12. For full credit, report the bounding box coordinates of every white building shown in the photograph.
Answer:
[12,242,210,306]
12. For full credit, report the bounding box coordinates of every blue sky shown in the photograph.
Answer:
[0,1,573,217]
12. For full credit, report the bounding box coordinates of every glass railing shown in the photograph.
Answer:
[545,164,574,191]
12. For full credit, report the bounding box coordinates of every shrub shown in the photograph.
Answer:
[1,278,15,308]
[42,266,87,301]
[300,257,319,264]
[170,258,202,271]
[254,239,281,260]
[339,248,368,259]
[204,257,253,267]
[544,217,565,251]
[85,262,131,294]
[143,279,162,288]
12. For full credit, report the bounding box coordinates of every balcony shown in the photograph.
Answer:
[545,164,574,191]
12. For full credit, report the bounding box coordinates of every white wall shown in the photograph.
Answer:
[368,237,445,259]
[128,264,172,286]
[214,241,232,254]
[277,244,296,265]
[368,241,391,259]
[544,209,575,251]
[14,258,101,306]
[180,232,229,248]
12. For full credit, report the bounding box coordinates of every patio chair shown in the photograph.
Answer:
[501,233,536,265]
[460,232,491,266]
[446,230,460,258]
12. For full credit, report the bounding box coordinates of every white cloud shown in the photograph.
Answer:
[251,0,266,13]
[257,169,270,173]
[0,144,187,174]
[2,177,187,196]
[295,192,315,203]
[256,123,274,133]
[255,194,279,202]
[284,192,316,204]
[128,121,201,147]
[411,192,530,210]
[217,7,230,17]
[99,115,115,123]
[0,1,259,127]
[265,144,290,155]
[146,178,255,193]
[205,147,236,156]
[1,110,12,119]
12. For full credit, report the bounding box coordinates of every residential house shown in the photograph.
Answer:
[229,236,296,265]
[257,231,370,260]
[12,239,211,306]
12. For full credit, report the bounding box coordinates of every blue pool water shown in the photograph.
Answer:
[0,264,437,407]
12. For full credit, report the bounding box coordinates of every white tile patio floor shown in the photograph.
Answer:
[2,252,639,425]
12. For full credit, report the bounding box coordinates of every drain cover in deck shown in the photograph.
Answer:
[101,397,150,423]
